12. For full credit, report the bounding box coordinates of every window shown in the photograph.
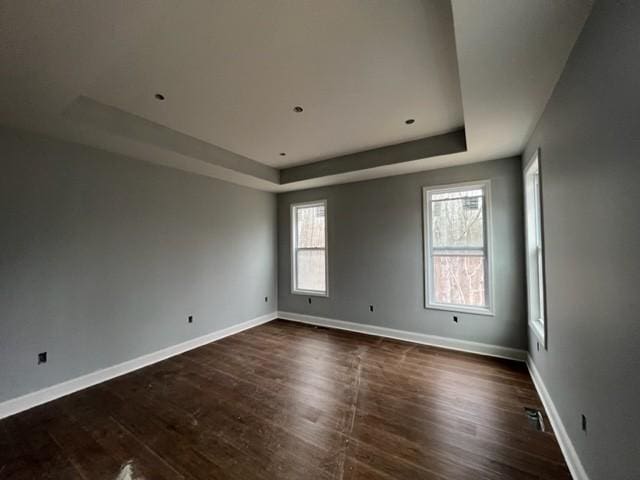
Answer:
[423,181,493,315]
[524,150,546,345]
[291,200,328,296]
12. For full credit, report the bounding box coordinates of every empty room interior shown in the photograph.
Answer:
[1,1,638,479]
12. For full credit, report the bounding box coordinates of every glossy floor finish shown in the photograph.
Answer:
[0,320,570,479]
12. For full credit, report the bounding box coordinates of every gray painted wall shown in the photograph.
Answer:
[0,127,277,403]
[523,2,640,479]
[278,157,527,350]
[279,129,467,184]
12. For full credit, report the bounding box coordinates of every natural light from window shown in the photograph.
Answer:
[524,151,546,345]
[291,200,328,295]
[424,182,493,315]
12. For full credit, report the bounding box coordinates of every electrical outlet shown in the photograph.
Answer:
[264,296,268,303]
[369,305,374,312]
[188,315,193,323]
[581,414,587,432]
[38,352,47,364]
[453,315,458,323]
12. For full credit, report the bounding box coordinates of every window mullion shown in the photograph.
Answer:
[291,200,328,296]
[424,181,492,314]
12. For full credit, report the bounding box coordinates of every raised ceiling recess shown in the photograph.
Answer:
[0,1,592,191]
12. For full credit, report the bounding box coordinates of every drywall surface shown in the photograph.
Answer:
[523,1,640,478]
[0,127,277,402]
[279,129,467,183]
[278,157,527,350]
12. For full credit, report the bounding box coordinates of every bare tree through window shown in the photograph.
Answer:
[424,183,492,313]
[292,201,327,294]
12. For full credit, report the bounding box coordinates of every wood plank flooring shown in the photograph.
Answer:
[0,319,570,479]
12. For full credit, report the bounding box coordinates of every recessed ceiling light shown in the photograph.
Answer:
[293,106,304,113]
[280,152,287,156]
[155,93,165,101]
[405,118,415,124]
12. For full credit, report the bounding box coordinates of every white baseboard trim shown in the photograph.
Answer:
[0,312,277,420]
[526,356,589,480]
[277,311,527,362]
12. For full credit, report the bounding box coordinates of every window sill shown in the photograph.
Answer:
[529,319,546,347]
[292,290,328,298]
[426,303,494,317]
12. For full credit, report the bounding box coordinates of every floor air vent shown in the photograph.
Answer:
[524,407,546,432]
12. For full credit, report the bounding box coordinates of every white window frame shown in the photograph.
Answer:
[524,150,546,346]
[423,180,494,316]
[291,200,329,297]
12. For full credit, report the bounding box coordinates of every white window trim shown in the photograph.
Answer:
[291,199,329,297]
[422,180,495,316]
[524,149,546,346]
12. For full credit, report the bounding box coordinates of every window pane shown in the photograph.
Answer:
[525,157,545,330]
[431,188,483,201]
[533,174,542,248]
[431,191,484,249]
[296,205,325,248]
[297,250,326,292]
[432,255,486,307]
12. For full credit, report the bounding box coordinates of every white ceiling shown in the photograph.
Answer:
[0,0,592,192]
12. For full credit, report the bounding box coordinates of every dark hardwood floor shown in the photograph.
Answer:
[0,320,570,479]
